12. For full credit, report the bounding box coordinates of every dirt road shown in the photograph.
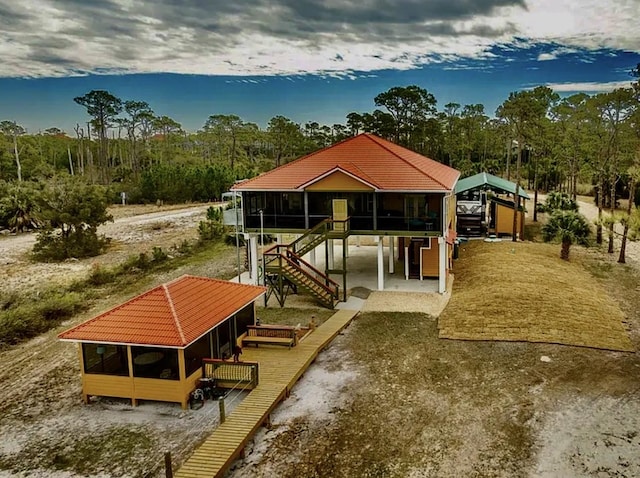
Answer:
[0,204,212,293]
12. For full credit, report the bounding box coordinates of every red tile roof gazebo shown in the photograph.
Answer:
[59,275,266,408]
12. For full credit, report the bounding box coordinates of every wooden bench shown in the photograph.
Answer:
[202,359,259,389]
[242,325,297,348]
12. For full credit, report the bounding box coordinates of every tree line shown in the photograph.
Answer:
[1,65,639,260]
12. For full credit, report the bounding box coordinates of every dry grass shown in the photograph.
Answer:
[439,241,633,352]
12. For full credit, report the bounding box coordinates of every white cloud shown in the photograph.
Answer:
[0,0,638,78]
[545,80,633,92]
[537,53,557,61]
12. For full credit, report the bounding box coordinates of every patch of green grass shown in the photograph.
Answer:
[0,291,87,346]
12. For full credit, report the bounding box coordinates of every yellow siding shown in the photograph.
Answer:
[80,346,201,408]
[421,239,439,277]
[306,171,373,191]
[495,203,524,237]
[332,199,348,232]
[132,378,185,402]
[83,374,134,400]
[447,195,457,231]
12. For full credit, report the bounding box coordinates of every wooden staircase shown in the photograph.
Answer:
[262,218,349,309]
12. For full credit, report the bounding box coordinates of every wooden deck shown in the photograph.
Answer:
[175,309,358,478]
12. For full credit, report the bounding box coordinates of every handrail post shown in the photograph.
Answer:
[218,397,226,423]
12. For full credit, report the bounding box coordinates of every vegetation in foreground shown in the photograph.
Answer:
[0,238,238,349]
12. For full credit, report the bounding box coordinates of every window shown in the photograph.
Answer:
[83,343,129,376]
[131,346,179,380]
[185,334,211,378]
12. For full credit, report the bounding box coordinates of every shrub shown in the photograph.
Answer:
[86,263,117,286]
[225,233,246,247]
[0,291,86,346]
[198,206,226,242]
[33,228,111,262]
[151,246,168,263]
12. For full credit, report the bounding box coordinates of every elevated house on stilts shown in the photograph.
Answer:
[232,133,460,308]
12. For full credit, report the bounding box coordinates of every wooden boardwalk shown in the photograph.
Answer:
[176,308,358,478]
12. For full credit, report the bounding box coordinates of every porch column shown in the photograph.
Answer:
[373,193,378,230]
[127,346,136,407]
[377,236,384,291]
[388,236,395,274]
[438,237,447,293]
[405,240,409,280]
[309,246,316,267]
[304,191,309,229]
[277,234,283,244]
[249,234,259,285]
[328,239,334,269]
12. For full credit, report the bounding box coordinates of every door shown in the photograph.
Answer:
[332,199,348,232]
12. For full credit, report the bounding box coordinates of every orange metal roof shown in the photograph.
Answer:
[234,133,459,192]
[58,276,266,348]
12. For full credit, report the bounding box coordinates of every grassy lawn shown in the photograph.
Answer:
[439,241,633,352]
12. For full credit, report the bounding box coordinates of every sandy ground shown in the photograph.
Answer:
[225,195,640,478]
[0,203,213,293]
[0,203,241,477]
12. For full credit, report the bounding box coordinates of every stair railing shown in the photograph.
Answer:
[288,219,331,256]
[281,252,339,301]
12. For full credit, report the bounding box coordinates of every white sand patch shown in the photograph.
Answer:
[229,330,360,476]
[534,395,640,477]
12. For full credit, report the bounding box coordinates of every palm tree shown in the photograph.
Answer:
[541,191,578,213]
[0,185,41,233]
[542,210,591,260]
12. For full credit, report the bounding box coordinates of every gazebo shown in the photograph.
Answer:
[58,275,266,409]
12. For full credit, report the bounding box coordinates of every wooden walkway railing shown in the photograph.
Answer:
[175,308,358,478]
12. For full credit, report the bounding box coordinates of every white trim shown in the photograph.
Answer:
[234,187,453,194]
[232,188,301,192]
[298,166,378,190]
[249,234,259,285]
[438,237,446,294]
[377,237,384,290]
[377,189,452,193]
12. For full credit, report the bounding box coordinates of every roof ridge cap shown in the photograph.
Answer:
[163,284,186,345]
[365,135,450,190]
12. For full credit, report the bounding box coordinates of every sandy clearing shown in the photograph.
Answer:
[0,204,214,293]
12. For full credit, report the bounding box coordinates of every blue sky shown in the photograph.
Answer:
[0,0,638,133]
